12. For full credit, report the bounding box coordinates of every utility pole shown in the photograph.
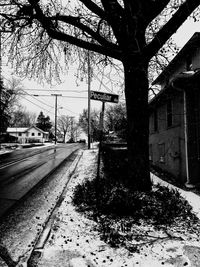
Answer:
[51,94,62,145]
[69,116,74,141]
[87,51,91,149]
[0,32,2,150]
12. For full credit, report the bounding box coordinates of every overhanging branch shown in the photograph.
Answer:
[145,0,200,59]
[78,0,106,19]
[47,28,121,60]
[26,0,121,60]
[50,15,118,50]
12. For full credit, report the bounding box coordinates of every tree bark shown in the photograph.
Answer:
[123,59,151,191]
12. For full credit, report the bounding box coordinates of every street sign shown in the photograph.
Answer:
[90,90,119,103]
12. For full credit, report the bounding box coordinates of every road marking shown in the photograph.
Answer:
[0,157,28,170]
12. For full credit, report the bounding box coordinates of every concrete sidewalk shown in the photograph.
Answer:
[22,149,200,267]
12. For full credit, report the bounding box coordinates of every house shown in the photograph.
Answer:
[7,125,49,144]
[149,32,200,188]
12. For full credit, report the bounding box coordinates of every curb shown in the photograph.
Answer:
[16,150,84,267]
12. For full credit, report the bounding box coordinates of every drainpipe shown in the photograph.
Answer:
[183,90,195,188]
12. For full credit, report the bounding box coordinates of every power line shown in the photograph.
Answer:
[20,92,80,116]
[93,73,113,93]
[18,94,55,115]
[21,90,54,109]
[60,107,79,116]
[21,93,87,99]
[22,88,88,93]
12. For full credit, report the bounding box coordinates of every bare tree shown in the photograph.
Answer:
[9,104,37,127]
[57,115,71,143]
[105,102,127,139]
[79,108,101,141]
[0,77,22,132]
[1,0,200,190]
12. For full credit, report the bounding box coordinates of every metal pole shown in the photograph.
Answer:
[0,32,2,150]
[96,101,105,209]
[87,51,91,149]
[96,102,105,181]
[54,95,57,145]
[69,116,74,141]
[51,94,62,145]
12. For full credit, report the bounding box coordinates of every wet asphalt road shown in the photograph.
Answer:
[0,143,83,217]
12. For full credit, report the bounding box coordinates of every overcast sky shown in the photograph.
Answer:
[3,17,200,123]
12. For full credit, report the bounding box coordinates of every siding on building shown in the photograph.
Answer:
[149,32,200,185]
[149,91,186,183]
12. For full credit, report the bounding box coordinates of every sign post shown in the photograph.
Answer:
[90,90,119,103]
[90,91,119,207]
[96,101,105,184]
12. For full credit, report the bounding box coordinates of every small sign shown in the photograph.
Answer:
[90,90,119,103]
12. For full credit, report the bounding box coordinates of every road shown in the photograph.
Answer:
[0,143,84,217]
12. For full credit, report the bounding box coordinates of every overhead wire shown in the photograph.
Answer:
[18,94,55,115]
[22,88,88,93]
[21,91,80,116]
[21,89,55,109]
[22,93,87,99]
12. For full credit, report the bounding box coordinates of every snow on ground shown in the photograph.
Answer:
[37,148,200,267]
[0,142,54,155]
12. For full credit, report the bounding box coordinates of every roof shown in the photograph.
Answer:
[7,125,49,134]
[7,127,28,133]
[152,32,200,85]
[149,70,200,107]
[170,69,200,89]
[26,125,48,134]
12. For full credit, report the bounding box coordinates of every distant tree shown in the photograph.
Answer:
[48,131,55,141]
[57,115,71,143]
[73,123,82,142]
[36,111,52,132]
[69,117,81,142]
[0,78,22,133]
[79,109,100,141]
[105,103,127,140]
[10,104,37,127]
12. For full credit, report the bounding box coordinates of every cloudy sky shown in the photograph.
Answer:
[3,16,200,123]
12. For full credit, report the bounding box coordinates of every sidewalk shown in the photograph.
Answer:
[24,148,200,267]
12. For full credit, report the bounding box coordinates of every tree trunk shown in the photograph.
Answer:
[123,59,152,191]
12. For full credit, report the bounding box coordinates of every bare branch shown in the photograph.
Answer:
[78,0,106,19]
[145,0,200,59]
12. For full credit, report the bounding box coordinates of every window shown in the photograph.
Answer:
[158,143,165,163]
[32,133,35,136]
[38,133,41,136]
[167,99,173,127]
[153,110,158,132]
[18,133,22,136]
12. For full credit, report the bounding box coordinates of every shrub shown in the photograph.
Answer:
[72,177,197,225]
[72,176,199,251]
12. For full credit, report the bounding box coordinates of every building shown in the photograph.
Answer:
[7,125,49,144]
[149,32,200,187]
